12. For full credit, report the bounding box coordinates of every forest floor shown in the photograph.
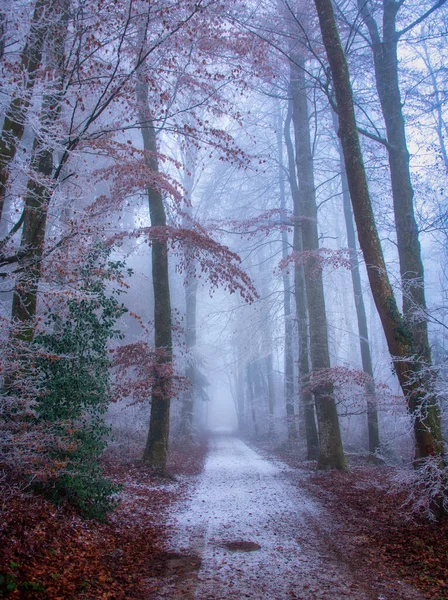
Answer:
[0,440,208,599]
[256,440,448,600]
[146,434,443,600]
[1,434,447,599]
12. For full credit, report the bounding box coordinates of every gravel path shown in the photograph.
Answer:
[146,435,418,599]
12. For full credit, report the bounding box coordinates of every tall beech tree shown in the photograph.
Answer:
[284,102,318,458]
[331,109,380,458]
[136,74,173,471]
[0,0,56,223]
[290,55,345,470]
[356,0,446,367]
[313,0,444,464]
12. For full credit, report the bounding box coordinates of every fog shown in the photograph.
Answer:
[1,0,447,498]
[2,3,448,597]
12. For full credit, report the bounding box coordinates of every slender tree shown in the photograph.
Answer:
[246,361,260,436]
[284,102,319,458]
[290,56,345,470]
[136,75,173,471]
[331,109,381,458]
[179,144,199,441]
[277,114,297,441]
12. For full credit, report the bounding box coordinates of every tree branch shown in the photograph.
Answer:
[397,0,448,38]
[0,209,26,250]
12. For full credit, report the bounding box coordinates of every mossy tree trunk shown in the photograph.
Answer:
[314,0,444,463]
[0,0,55,224]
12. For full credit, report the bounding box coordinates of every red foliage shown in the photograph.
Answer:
[278,247,354,275]
[110,223,258,303]
[112,342,187,405]
[0,441,208,599]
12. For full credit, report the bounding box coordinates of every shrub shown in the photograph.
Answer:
[28,244,129,518]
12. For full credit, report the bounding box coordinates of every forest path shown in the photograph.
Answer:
[146,435,415,600]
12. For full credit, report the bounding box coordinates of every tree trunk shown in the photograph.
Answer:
[276,112,297,442]
[0,10,6,62]
[179,157,198,441]
[265,352,275,437]
[252,359,266,431]
[11,0,69,342]
[284,100,319,460]
[137,79,173,471]
[236,344,247,433]
[290,58,345,470]
[357,0,432,365]
[180,246,197,439]
[314,0,444,463]
[0,0,55,224]
[331,109,381,457]
[256,243,276,438]
[246,362,259,436]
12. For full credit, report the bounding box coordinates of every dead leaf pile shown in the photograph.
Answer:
[266,443,448,600]
[0,440,208,599]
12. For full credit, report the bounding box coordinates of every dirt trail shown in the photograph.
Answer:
[146,435,419,599]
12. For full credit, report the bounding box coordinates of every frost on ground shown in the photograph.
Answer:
[146,435,421,600]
